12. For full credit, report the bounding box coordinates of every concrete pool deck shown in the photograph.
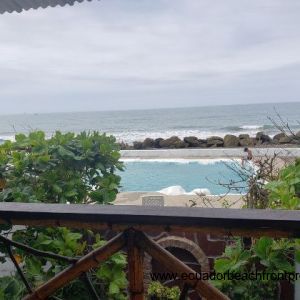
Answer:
[115,192,244,208]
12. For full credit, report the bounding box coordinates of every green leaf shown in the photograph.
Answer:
[110,253,127,267]
[214,258,231,273]
[97,264,111,280]
[57,146,75,159]
[65,190,78,198]
[39,239,53,245]
[53,184,63,194]
[254,237,273,259]
[109,282,120,295]
[25,257,43,277]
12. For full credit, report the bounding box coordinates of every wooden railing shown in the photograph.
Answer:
[0,203,300,300]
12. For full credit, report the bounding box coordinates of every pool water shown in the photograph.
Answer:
[118,160,248,195]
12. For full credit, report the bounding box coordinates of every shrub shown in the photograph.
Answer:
[147,281,180,300]
[212,238,294,300]
[0,130,123,204]
[267,158,300,209]
[0,131,127,299]
[213,159,300,299]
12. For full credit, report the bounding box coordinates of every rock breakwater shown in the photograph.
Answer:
[119,131,300,150]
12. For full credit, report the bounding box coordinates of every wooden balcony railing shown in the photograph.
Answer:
[0,203,300,300]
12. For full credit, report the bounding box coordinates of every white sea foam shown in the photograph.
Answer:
[240,125,263,130]
[158,185,211,196]
[158,185,186,195]
[114,130,220,144]
[185,188,212,195]
[114,128,276,144]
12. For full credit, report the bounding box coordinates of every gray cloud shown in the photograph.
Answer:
[0,0,300,113]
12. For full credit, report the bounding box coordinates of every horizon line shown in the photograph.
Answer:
[0,100,299,117]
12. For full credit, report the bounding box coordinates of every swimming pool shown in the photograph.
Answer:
[118,159,249,195]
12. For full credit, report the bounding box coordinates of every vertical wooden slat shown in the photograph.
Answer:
[127,230,145,300]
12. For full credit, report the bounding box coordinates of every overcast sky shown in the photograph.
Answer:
[0,0,300,114]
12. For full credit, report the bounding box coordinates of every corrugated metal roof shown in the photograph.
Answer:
[0,0,93,14]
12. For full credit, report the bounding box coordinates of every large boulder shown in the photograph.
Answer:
[273,133,286,144]
[239,134,250,140]
[119,142,131,150]
[256,132,264,140]
[290,137,300,144]
[251,137,257,146]
[142,138,155,148]
[206,136,224,147]
[154,138,164,148]
[184,136,201,147]
[223,135,239,147]
[198,139,208,147]
[239,137,253,147]
[256,132,271,144]
[159,136,187,148]
[133,141,143,149]
[294,131,300,144]
[278,135,293,144]
[239,134,253,147]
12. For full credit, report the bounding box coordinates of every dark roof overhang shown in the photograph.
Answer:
[0,0,93,14]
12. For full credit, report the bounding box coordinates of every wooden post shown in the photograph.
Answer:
[127,229,144,300]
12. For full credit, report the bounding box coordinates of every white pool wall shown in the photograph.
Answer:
[121,148,300,159]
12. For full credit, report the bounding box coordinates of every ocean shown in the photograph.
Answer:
[0,102,299,143]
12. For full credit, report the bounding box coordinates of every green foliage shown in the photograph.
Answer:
[0,131,127,299]
[267,158,300,263]
[96,253,128,299]
[213,237,294,300]
[0,131,123,204]
[267,158,300,209]
[0,276,25,300]
[213,158,300,299]
[147,281,180,300]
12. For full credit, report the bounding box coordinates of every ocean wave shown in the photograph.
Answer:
[240,125,264,130]
[222,124,274,131]
[242,124,274,130]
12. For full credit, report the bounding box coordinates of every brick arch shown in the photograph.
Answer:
[144,235,210,288]
[156,236,209,272]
